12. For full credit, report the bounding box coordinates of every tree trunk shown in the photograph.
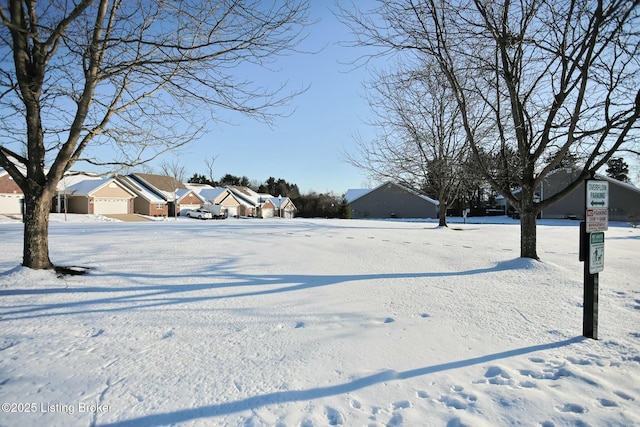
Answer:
[22,191,54,270]
[519,184,539,259]
[438,201,448,227]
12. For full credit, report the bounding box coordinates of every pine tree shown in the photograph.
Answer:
[606,158,630,183]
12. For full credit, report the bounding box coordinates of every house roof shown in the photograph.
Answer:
[176,188,205,203]
[345,181,439,206]
[344,188,372,203]
[116,175,165,203]
[198,187,230,203]
[227,186,262,206]
[269,196,296,210]
[130,173,186,199]
[57,172,101,192]
[66,177,136,197]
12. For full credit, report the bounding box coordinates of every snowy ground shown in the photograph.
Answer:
[0,215,638,427]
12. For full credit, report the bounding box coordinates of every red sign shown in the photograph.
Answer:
[586,208,608,232]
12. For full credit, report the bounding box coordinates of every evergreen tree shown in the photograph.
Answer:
[340,199,351,219]
[606,158,630,182]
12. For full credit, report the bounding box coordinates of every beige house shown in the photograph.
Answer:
[66,178,137,214]
[196,187,242,217]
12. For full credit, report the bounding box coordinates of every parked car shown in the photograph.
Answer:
[186,208,213,220]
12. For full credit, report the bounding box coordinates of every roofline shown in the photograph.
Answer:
[347,181,439,205]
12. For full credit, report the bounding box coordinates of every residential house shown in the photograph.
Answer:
[54,173,102,213]
[116,175,169,216]
[345,181,439,219]
[65,177,137,214]
[196,187,242,218]
[271,195,297,219]
[175,189,205,215]
[538,168,640,222]
[227,186,296,218]
[117,173,212,217]
[0,168,23,215]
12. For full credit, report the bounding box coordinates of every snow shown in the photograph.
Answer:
[0,215,638,427]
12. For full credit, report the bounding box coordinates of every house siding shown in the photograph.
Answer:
[540,169,640,222]
[0,174,23,214]
[178,193,203,214]
[350,182,438,219]
[68,196,89,214]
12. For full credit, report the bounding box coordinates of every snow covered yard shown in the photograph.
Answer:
[0,216,638,427]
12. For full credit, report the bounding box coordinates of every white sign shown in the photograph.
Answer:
[586,208,608,232]
[589,232,605,274]
[586,180,609,209]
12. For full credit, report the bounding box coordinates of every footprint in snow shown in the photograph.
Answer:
[325,406,345,426]
[597,398,619,407]
[613,390,634,401]
[557,402,587,414]
[392,400,411,410]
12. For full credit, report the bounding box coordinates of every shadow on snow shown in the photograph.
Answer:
[99,337,585,427]
[0,258,538,321]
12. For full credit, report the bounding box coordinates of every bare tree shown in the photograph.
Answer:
[340,0,640,259]
[0,0,310,269]
[345,60,468,226]
[159,159,187,183]
[204,154,219,185]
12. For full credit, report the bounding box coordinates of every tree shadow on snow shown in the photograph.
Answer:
[99,336,585,427]
[0,258,538,321]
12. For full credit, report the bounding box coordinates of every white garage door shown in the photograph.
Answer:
[0,194,23,214]
[94,198,129,214]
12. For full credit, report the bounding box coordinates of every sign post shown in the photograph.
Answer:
[581,179,608,340]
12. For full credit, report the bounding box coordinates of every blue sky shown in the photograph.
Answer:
[147,3,376,195]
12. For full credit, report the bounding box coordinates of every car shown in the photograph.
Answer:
[186,208,213,220]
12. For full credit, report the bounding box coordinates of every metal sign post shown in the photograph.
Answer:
[581,179,609,340]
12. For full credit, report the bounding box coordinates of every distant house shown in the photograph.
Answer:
[116,173,217,217]
[116,175,169,216]
[538,168,640,222]
[54,173,102,213]
[174,189,205,215]
[345,181,439,219]
[227,186,296,218]
[0,168,23,215]
[270,195,296,219]
[194,187,242,217]
[65,177,137,214]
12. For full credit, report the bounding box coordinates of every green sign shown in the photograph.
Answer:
[589,232,604,274]
[586,180,609,209]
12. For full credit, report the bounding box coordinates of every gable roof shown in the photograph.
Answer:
[57,172,102,192]
[344,188,372,204]
[116,175,165,203]
[66,177,137,197]
[198,187,230,203]
[129,173,186,199]
[346,181,439,206]
[175,188,205,203]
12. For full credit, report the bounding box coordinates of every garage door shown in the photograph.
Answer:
[0,194,23,214]
[94,198,129,214]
